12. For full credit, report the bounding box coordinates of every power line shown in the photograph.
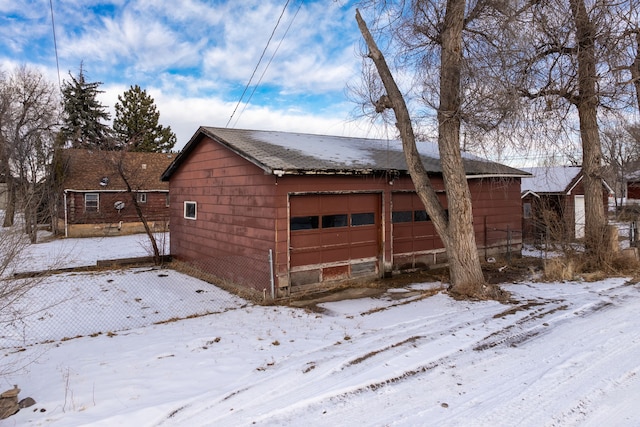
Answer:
[226,0,293,128]
[49,0,61,89]
[231,1,302,128]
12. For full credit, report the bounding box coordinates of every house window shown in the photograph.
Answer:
[85,193,99,212]
[165,193,170,207]
[523,202,532,219]
[137,193,147,203]
[184,201,197,220]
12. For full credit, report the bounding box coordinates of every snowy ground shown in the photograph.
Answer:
[2,233,640,426]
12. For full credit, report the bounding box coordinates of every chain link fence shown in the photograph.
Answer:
[0,265,247,350]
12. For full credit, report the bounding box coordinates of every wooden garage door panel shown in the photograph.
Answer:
[291,251,319,266]
[322,246,351,263]
[392,192,444,255]
[350,226,377,241]
[290,193,380,268]
[321,231,348,246]
[290,232,321,248]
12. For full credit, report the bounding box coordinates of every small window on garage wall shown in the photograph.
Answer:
[523,202,532,219]
[184,201,197,220]
[137,192,147,203]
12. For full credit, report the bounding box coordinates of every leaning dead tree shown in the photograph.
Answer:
[356,5,502,300]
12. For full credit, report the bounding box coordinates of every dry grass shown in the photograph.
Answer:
[543,251,640,282]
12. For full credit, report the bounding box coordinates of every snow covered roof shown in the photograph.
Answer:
[162,127,529,180]
[625,169,640,182]
[519,166,582,195]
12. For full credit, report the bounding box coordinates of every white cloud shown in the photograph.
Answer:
[107,88,381,151]
[2,0,383,150]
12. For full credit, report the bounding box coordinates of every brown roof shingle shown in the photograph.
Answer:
[60,149,175,191]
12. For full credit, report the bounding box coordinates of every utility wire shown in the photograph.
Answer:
[226,0,292,128]
[231,0,302,128]
[49,0,61,89]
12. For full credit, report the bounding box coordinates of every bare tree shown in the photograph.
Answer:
[510,1,638,260]
[97,148,165,265]
[601,121,640,209]
[609,0,640,112]
[0,66,59,240]
[356,4,503,299]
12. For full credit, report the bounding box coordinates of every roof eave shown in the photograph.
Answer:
[273,168,388,176]
[466,173,530,179]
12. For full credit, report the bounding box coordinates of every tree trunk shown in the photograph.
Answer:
[3,177,15,228]
[436,0,486,294]
[631,30,640,112]
[356,7,497,299]
[128,191,162,265]
[570,0,608,258]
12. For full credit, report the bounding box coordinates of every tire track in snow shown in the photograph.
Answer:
[153,296,509,425]
[445,283,640,427]
[156,280,640,426]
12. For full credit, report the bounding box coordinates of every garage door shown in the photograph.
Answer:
[392,192,444,254]
[289,193,380,268]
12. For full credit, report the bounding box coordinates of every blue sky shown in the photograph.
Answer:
[1,0,385,149]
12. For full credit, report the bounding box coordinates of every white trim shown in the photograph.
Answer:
[521,190,540,199]
[85,193,99,212]
[466,173,529,179]
[184,201,197,220]
[64,188,169,193]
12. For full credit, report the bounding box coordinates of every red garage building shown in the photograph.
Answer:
[161,127,528,296]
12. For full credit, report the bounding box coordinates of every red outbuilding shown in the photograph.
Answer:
[161,127,529,296]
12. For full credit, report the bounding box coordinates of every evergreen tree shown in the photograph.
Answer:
[60,64,112,149]
[113,85,176,153]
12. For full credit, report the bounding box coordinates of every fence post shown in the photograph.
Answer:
[269,249,275,300]
[507,225,511,264]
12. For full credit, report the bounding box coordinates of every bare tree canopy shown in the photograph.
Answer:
[0,66,60,240]
[507,0,638,258]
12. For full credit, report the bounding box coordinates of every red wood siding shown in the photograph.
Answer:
[63,191,169,225]
[168,139,277,291]
[628,182,640,200]
[469,179,523,255]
